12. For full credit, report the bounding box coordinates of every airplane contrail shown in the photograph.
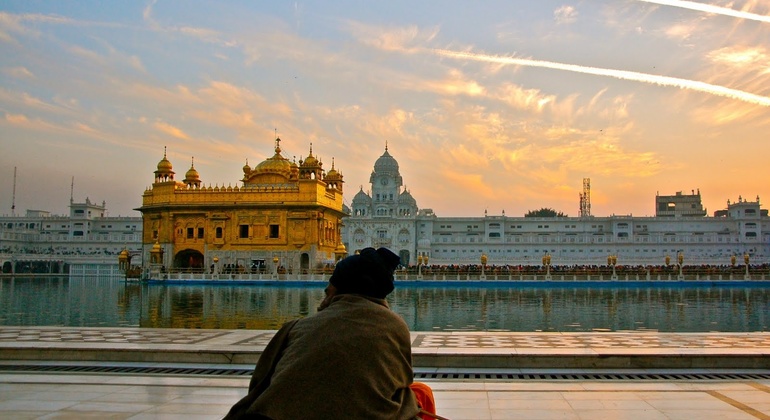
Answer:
[636,0,770,24]
[432,48,770,107]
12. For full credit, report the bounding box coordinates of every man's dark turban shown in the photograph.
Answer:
[329,247,401,299]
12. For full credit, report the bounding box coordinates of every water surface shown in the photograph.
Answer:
[1,276,768,332]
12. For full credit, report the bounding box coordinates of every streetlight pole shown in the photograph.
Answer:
[608,254,618,280]
[272,255,279,279]
[480,253,487,280]
[417,254,424,279]
[677,252,684,280]
[542,253,551,280]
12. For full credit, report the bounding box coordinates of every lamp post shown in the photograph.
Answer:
[608,254,618,280]
[677,251,684,280]
[118,249,129,272]
[212,256,219,275]
[542,253,552,280]
[480,253,488,279]
[417,254,424,279]
[272,255,279,278]
[744,253,750,280]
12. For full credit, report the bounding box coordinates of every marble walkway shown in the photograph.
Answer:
[1,327,769,419]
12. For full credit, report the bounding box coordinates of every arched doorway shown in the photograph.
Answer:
[399,250,410,267]
[300,253,310,273]
[174,249,205,272]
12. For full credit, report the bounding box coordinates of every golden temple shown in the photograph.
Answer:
[137,137,347,277]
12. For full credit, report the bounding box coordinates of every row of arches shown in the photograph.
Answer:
[170,249,314,272]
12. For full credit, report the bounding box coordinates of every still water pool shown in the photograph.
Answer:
[1,276,769,332]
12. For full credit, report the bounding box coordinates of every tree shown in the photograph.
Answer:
[524,208,568,217]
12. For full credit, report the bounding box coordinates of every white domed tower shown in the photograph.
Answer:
[369,143,404,217]
[398,189,417,217]
[341,143,421,265]
[351,187,372,217]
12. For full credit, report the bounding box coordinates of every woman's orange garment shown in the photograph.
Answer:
[409,382,436,420]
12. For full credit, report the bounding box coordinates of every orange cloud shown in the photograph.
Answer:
[153,121,190,140]
[5,113,29,124]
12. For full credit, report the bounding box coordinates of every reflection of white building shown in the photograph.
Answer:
[342,149,770,266]
[0,198,142,276]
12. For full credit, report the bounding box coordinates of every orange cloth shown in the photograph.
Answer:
[409,382,436,420]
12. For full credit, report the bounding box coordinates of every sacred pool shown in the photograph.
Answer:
[1,276,768,332]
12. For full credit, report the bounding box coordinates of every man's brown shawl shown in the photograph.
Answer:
[224,294,420,420]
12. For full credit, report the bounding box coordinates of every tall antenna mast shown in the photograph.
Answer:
[579,178,591,217]
[70,176,74,204]
[11,166,16,216]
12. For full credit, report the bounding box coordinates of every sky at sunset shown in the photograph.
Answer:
[1,1,769,218]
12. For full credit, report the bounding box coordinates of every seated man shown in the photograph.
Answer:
[224,247,435,420]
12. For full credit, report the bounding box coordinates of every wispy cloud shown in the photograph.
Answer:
[554,5,578,25]
[431,48,770,106]
[3,66,35,79]
[154,121,190,140]
[707,46,770,74]
[345,21,439,52]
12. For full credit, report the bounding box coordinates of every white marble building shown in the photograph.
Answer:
[342,148,769,266]
[0,198,142,276]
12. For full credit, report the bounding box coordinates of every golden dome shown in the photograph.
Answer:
[253,137,292,176]
[243,159,251,174]
[156,147,173,172]
[301,143,320,167]
[255,155,291,174]
[184,158,200,181]
[325,158,341,180]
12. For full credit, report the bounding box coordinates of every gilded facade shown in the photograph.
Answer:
[138,138,347,277]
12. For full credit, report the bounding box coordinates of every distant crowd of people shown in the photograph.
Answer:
[0,247,120,256]
[160,262,770,277]
[402,263,770,276]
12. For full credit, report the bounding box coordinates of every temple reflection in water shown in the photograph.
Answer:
[1,277,767,332]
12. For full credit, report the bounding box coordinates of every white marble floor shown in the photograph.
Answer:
[2,327,770,418]
[1,373,769,420]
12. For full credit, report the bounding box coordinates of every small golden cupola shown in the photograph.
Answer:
[290,157,299,180]
[299,143,323,180]
[154,146,175,183]
[324,157,343,192]
[184,157,202,188]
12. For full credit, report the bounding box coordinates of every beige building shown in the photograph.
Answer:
[138,137,347,277]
